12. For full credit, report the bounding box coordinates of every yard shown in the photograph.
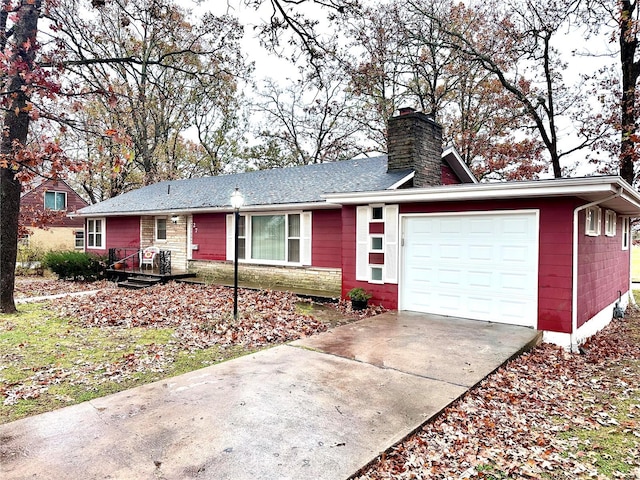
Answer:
[1,278,375,424]
[2,278,640,479]
[356,298,640,479]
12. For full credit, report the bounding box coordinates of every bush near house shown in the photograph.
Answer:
[43,251,106,281]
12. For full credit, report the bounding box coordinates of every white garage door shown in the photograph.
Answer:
[400,211,538,327]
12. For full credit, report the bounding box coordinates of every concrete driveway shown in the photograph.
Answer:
[0,311,541,480]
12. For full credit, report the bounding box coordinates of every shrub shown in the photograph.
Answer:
[43,251,106,281]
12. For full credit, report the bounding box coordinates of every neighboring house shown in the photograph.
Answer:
[20,179,89,251]
[75,108,640,350]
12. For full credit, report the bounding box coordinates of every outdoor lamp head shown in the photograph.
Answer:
[230,187,244,210]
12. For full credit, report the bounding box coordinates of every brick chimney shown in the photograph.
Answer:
[387,107,443,187]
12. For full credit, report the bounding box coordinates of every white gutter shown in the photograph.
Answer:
[570,188,622,352]
[69,201,341,218]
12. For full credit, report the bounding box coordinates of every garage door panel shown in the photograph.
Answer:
[401,212,538,327]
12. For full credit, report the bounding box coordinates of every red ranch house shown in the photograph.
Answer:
[74,109,640,350]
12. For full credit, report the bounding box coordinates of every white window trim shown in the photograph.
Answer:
[74,230,85,250]
[622,217,630,250]
[369,265,384,284]
[155,217,168,242]
[44,191,67,211]
[226,211,311,267]
[604,210,616,237]
[370,234,384,253]
[585,206,602,236]
[370,204,385,222]
[86,218,105,250]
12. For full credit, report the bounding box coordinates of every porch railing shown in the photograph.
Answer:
[108,247,172,275]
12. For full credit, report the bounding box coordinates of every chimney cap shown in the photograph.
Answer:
[398,107,416,116]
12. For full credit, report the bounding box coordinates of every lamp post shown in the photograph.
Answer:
[230,187,244,320]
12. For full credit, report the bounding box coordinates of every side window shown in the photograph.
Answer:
[604,210,616,237]
[585,207,601,236]
[44,191,66,211]
[622,218,630,250]
[156,218,167,241]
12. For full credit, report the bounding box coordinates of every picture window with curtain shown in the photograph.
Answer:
[44,191,66,211]
[251,214,301,262]
[232,212,308,265]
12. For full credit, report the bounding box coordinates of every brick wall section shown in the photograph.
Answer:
[189,260,342,297]
[577,211,630,327]
[387,110,443,187]
[140,215,188,271]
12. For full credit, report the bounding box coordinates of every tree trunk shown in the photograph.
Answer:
[619,0,639,185]
[0,0,41,313]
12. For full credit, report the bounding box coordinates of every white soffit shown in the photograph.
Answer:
[324,176,640,216]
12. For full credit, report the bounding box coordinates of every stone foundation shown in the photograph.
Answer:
[188,260,342,298]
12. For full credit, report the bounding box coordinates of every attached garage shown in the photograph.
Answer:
[399,211,539,328]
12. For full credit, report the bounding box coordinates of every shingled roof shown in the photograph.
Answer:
[76,156,413,216]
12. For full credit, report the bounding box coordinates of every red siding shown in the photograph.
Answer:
[369,253,384,264]
[191,213,227,261]
[342,198,581,333]
[341,206,400,308]
[312,209,342,268]
[89,216,140,256]
[369,222,384,234]
[107,217,140,250]
[577,212,630,327]
[441,164,462,185]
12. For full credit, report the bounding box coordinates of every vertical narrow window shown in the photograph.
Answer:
[87,219,104,249]
[585,207,601,236]
[622,217,630,250]
[44,191,66,211]
[156,218,167,240]
[237,215,246,260]
[605,210,617,236]
[288,214,300,263]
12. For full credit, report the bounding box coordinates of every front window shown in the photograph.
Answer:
[242,213,303,264]
[156,218,167,241]
[44,191,66,211]
[87,218,104,249]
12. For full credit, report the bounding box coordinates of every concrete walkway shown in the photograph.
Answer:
[0,312,541,480]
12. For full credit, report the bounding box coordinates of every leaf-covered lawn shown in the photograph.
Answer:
[356,309,640,480]
[14,277,112,298]
[1,281,374,423]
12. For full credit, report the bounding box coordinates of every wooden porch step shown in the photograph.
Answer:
[118,275,162,289]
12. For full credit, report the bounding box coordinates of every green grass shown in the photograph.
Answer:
[557,380,640,477]
[0,303,255,424]
[632,246,640,282]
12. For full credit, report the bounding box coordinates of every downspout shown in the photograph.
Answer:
[571,187,622,352]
